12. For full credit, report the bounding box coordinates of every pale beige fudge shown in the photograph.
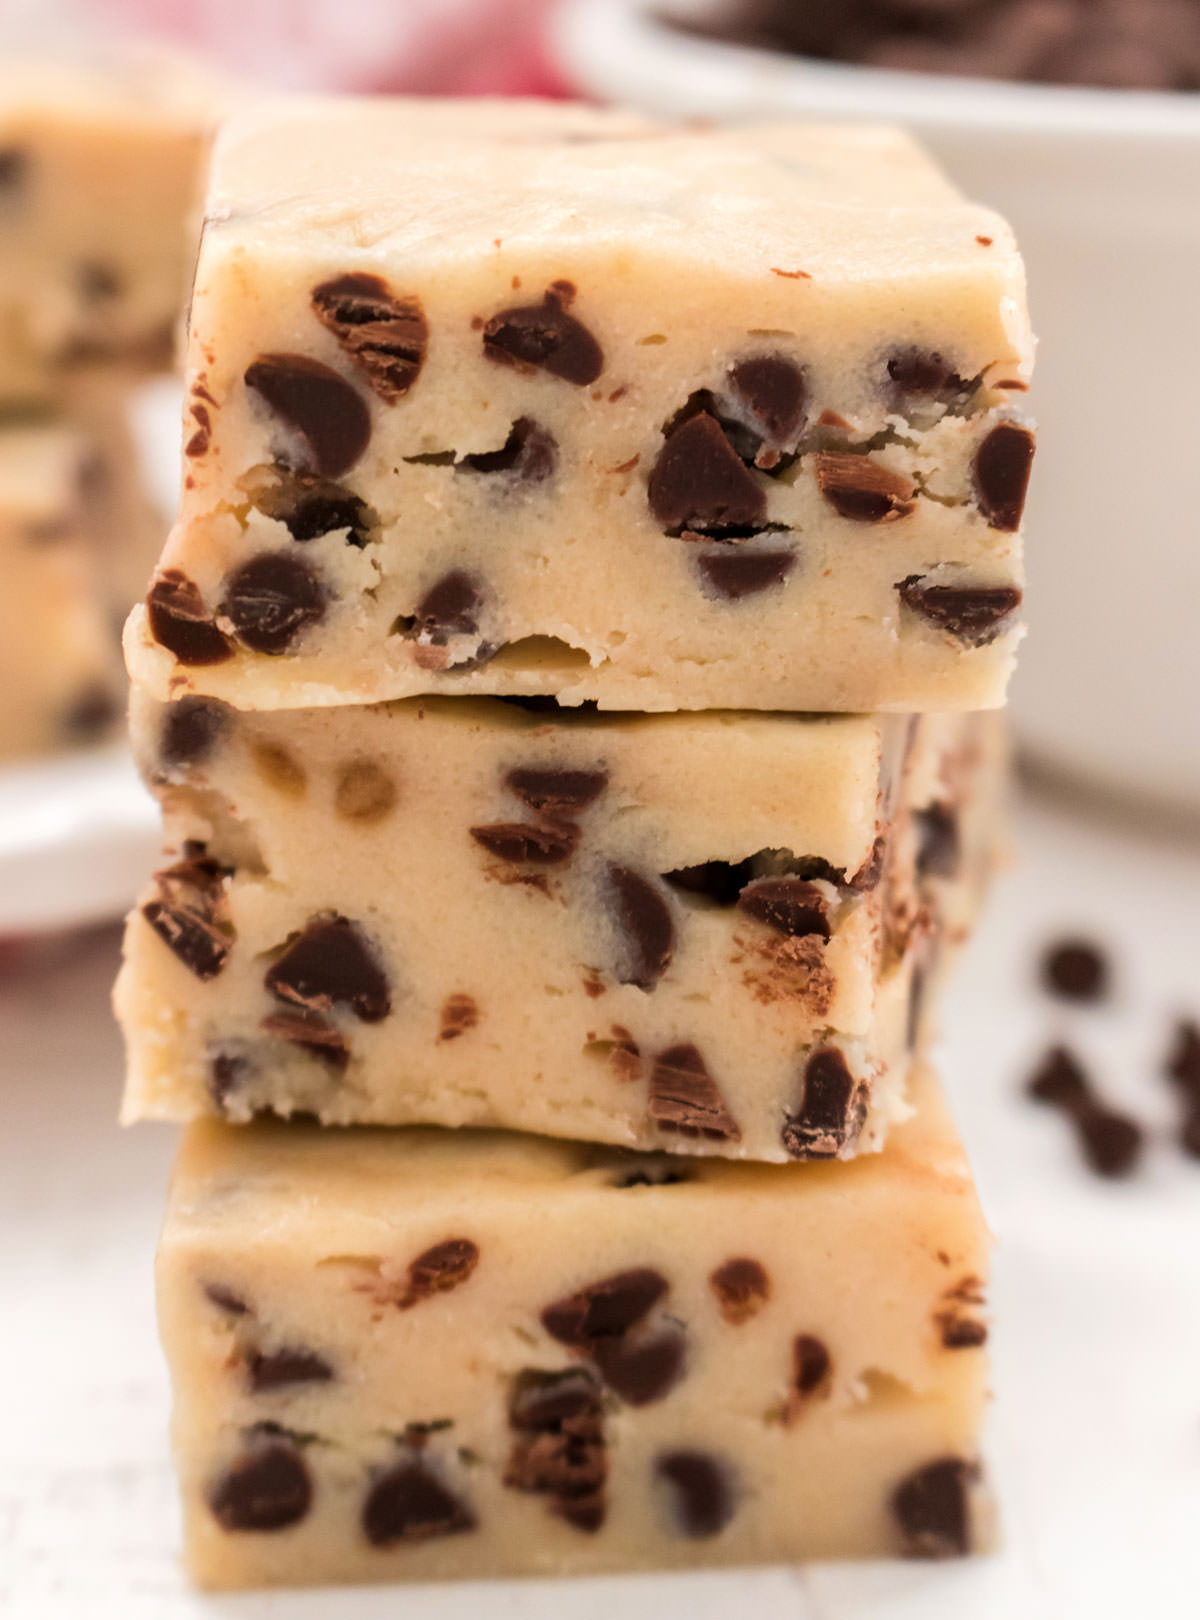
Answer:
[159,1063,991,1589]
[126,98,1034,715]
[0,53,218,402]
[118,694,1003,1160]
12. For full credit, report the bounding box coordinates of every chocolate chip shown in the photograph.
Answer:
[606,864,675,990]
[62,682,119,743]
[0,147,28,190]
[914,803,961,881]
[655,1451,735,1540]
[941,1316,988,1350]
[470,821,580,864]
[413,569,481,641]
[438,993,479,1042]
[1027,1044,1090,1109]
[973,422,1035,530]
[1080,1110,1143,1178]
[649,1044,741,1143]
[261,1008,350,1070]
[334,759,397,822]
[505,1367,607,1533]
[253,741,306,797]
[145,570,232,666]
[482,282,603,385]
[648,412,767,535]
[737,876,830,939]
[311,274,427,403]
[78,260,121,301]
[886,349,969,404]
[204,1283,249,1315]
[1166,1020,1200,1102]
[209,1051,248,1109]
[142,857,232,981]
[792,1334,831,1397]
[1183,1108,1200,1160]
[850,834,887,892]
[727,355,807,458]
[397,1238,480,1309]
[209,1440,312,1533]
[594,1329,686,1406]
[248,470,373,547]
[694,546,795,600]
[265,915,391,1023]
[892,1456,975,1558]
[663,858,756,907]
[221,552,327,655]
[244,354,371,477]
[542,1267,668,1349]
[896,575,1022,645]
[458,417,557,482]
[814,451,916,522]
[709,1258,769,1325]
[1040,938,1108,1002]
[781,1048,867,1160]
[505,766,608,818]
[362,1460,475,1546]
[160,696,228,773]
[247,1347,334,1392]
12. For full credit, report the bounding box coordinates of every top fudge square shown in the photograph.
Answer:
[128,98,1035,714]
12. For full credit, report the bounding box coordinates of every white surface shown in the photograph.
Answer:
[2,785,1199,1617]
[555,0,1200,815]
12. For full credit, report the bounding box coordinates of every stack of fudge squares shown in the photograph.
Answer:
[115,97,1035,1589]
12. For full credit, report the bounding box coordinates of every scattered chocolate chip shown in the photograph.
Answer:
[648,412,767,535]
[650,1043,741,1143]
[458,417,557,481]
[814,451,916,522]
[438,993,479,1042]
[505,1367,607,1533]
[914,803,961,882]
[221,552,327,655]
[142,857,232,981]
[1040,938,1109,1002]
[145,570,232,666]
[1025,1043,1143,1178]
[727,354,807,459]
[737,876,830,939]
[482,282,603,385]
[396,1238,480,1309]
[886,349,969,404]
[892,1456,975,1558]
[655,1451,735,1540]
[204,1283,249,1316]
[247,1347,334,1392]
[1027,1044,1090,1109]
[607,864,675,990]
[896,575,1022,645]
[709,1257,769,1324]
[334,759,397,822]
[265,915,391,1023]
[311,274,428,403]
[973,422,1035,530]
[694,546,795,600]
[248,470,373,547]
[470,821,580,864]
[362,1460,475,1546]
[209,1440,312,1533]
[412,569,482,641]
[792,1334,832,1397]
[261,1008,350,1070]
[781,1047,867,1160]
[542,1267,668,1349]
[244,353,371,477]
[505,765,608,818]
[160,696,228,773]
[594,1329,686,1406]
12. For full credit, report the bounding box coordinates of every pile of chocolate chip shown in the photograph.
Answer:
[674,0,1200,91]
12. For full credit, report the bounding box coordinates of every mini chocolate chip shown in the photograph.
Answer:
[648,412,767,534]
[886,349,969,403]
[542,1267,668,1349]
[482,282,603,385]
[413,569,481,640]
[470,821,580,864]
[607,864,675,990]
[438,993,479,1041]
[248,1347,334,1392]
[737,876,830,939]
[253,741,306,797]
[727,355,807,454]
[781,1048,867,1160]
[311,274,428,403]
[244,353,371,477]
[650,1044,741,1143]
[209,1051,248,1109]
[896,575,1022,646]
[334,759,397,822]
[973,422,1035,530]
[261,1008,350,1070]
[221,552,327,655]
[510,1367,604,1432]
[656,1451,736,1540]
[506,1367,607,1533]
[814,451,916,522]
[145,570,232,666]
[265,915,391,1023]
[0,147,28,189]
[362,1460,475,1547]
[694,546,795,600]
[142,857,232,981]
[78,260,121,301]
[209,1441,312,1533]
[1080,1110,1143,1178]
[205,1283,249,1315]
[160,696,228,773]
[505,766,608,818]
[249,470,373,546]
[914,803,961,881]
[595,1329,686,1406]
[458,417,557,481]
[892,1456,975,1558]
[941,1317,988,1350]
[1027,1044,1090,1109]
[397,1238,480,1309]
[1040,938,1109,1002]
[709,1258,769,1325]
[793,1334,831,1397]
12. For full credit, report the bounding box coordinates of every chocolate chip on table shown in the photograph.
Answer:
[505,1367,608,1533]
[1026,1044,1090,1109]
[693,546,795,600]
[648,411,767,535]
[208,1439,312,1533]
[655,1451,736,1540]
[594,1328,686,1406]
[261,1008,350,1070]
[412,569,482,641]
[649,1043,742,1143]
[781,1047,867,1160]
[482,281,603,385]
[973,421,1035,530]
[265,915,391,1023]
[247,1347,334,1392]
[244,353,371,477]
[311,274,428,403]
[736,876,831,940]
[896,575,1022,645]
[893,1456,975,1558]
[221,552,327,655]
[362,1459,476,1546]
[914,803,961,882]
[814,451,916,522]
[542,1267,668,1349]
[458,417,557,482]
[1025,1043,1144,1178]
[145,569,232,665]
[334,759,398,822]
[470,821,580,864]
[606,864,675,990]
[160,696,229,773]
[726,355,807,463]
[505,766,608,818]
[709,1257,769,1325]
[1040,938,1109,1002]
[142,857,232,981]
[438,992,479,1042]
[396,1238,480,1309]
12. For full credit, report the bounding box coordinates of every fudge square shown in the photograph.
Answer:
[127,97,1035,714]
[158,1061,991,1589]
[118,691,1003,1161]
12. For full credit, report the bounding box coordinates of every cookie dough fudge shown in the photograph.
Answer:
[118,694,1004,1159]
[159,1062,991,1588]
[126,98,1034,714]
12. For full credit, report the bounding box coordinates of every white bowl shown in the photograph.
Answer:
[554,0,1200,819]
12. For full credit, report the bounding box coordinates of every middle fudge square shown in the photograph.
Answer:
[118,693,1003,1161]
